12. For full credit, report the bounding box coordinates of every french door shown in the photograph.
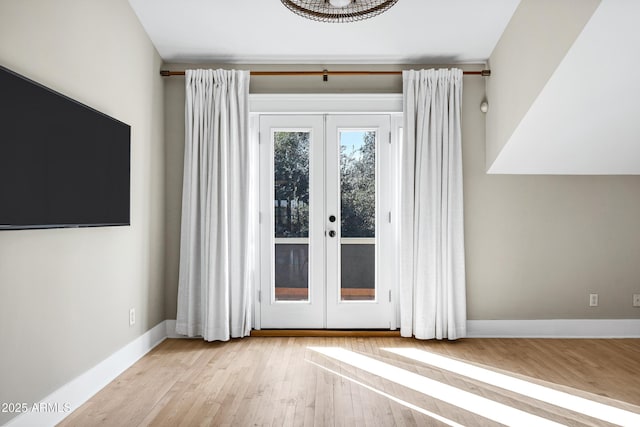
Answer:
[258,114,395,329]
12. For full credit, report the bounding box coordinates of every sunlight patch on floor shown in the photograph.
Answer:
[383,347,640,427]
[308,346,564,427]
[307,360,464,427]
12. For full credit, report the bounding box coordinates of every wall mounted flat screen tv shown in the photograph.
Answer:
[0,66,130,230]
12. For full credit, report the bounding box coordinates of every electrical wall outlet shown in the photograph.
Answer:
[633,294,640,307]
[129,308,136,326]
[589,293,599,307]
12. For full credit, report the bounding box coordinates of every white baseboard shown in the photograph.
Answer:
[168,318,640,338]
[168,318,640,339]
[5,321,168,427]
[467,319,640,338]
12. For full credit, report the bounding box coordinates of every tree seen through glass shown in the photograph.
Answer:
[340,131,375,238]
[274,131,309,238]
[272,130,376,239]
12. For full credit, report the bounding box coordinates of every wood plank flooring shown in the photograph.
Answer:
[58,337,640,426]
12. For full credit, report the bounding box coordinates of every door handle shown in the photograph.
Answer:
[328,230,336,237]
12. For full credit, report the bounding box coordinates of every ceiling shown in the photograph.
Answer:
[128,0,520,64]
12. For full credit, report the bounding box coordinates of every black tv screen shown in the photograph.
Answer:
[0,66,130,230]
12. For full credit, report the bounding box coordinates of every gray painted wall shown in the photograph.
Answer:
[164,64,640,321]
[0,1,165,423]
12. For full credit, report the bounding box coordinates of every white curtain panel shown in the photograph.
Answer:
[400,69,466,340]
[176,69,254,342]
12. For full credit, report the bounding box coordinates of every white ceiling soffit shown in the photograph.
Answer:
[128,0,520,64]
[489,0,640,175]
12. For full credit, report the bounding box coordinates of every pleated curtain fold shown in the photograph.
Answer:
[400,69,467,340]
[176,69,254,342]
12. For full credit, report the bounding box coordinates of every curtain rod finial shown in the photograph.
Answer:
[160,70,170,77]
[482,70,491,77]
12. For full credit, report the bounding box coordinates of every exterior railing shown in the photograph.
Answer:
[274,238,375,301]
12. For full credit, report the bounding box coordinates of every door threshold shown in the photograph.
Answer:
[251,329,401,337]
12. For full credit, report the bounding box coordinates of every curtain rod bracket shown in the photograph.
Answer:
[323,69,328,82]
[481,69,491,77]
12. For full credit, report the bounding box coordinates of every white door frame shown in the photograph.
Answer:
[250,94,403,330]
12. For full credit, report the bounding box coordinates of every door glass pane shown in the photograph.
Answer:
[274,131,309,301]
[340,131,375,301]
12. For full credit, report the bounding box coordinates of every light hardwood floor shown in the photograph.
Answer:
[58,337,640,426]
